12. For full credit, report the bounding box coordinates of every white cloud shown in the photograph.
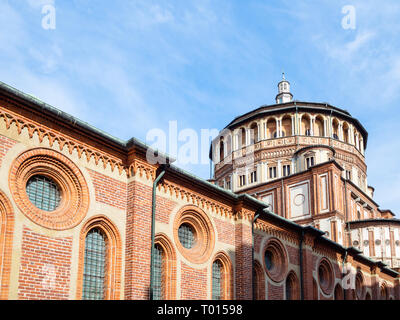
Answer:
[26,0,55,9]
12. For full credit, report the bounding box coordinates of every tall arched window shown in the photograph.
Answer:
[212,260,223,300]
[313,279,318,300]
[266,119,276,139]
[334,283,344,300]
[253,261,265,300]
[211,252,232,300]
[282,115,292,136]
[0,191,14,299]
[77,216,122,300]
[315,116,324,137]
[301,115,311,136]
[250,123,259,144]
[154,233,177,300]
[285,272,299,300]
[153,244,164,300]
[82,228,107,300]
[219,137,225,162]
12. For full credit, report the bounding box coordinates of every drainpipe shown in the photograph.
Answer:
[342,249,348,300]
[252,212,261,300]
[299,229,305,300]
[150,165,167,300]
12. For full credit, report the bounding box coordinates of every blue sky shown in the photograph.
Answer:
[1,0,400,214]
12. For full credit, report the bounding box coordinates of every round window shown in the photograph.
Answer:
[318,258,334,295]
[26,175,61,211]
[173,205,215,264]
[10,148,89,230]
[262,238,288,283]
[178,223,196,249]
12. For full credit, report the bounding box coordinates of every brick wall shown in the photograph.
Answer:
[18,227,72,300]
[287,245,300,265]
[235,219,252,300]
[88,169,127,210]
[268,282,284,300]
[181,262,207,300]
[214,217,235,246]
[155,195,177,224]
[125,180,152,300]
[0,134,17,168]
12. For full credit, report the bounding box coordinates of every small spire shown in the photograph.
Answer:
[276,72,293,104]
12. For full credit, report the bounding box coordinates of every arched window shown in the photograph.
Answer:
[315,116,324,137]
[211,252,233,300]
[313,279,318,300]
[154,234,177,300]
[266,119,277,139]
[285,272,299,300]
[334,283,344,300]
[212,260,222,300]
[153,244,164,300]
[219,137,224,162]
[301,115,311,136]
[77,216,122,300]
[355,271,365,300]
[343,122,350,143]
[239,128,246,148]
[253,261,265,300]
[250,123,259,144]
[282,116,292,136]
[82,228,106,300]
[332,119,339,140]
[380,284,388,300]
[0,191,14,299]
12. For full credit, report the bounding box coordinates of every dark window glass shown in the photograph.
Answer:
[26,175,61,211]
[153,244,164,300]
[265,250,273,270]
[212,260,222,300]
[82,228,106,300]
[178,224,196,249]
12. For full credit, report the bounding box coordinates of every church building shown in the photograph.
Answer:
[0,77,398,300]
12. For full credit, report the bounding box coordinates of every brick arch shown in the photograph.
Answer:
[154,233,177,300]
[76,215,122,300]
[253,260,265,300]
[285,271,300,300]
[334,283,344,300]
[212,251,233,300]
[0,190,14,299]
[9,148,89,230]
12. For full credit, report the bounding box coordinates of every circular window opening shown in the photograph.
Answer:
[355,272,364,300]
[318,259,334,295]
[26,175,61,211]
[262,238,288,283]
[178,223,196,249]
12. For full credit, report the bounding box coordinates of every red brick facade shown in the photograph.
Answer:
[18,227,72,300]
[0,82,398,301]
